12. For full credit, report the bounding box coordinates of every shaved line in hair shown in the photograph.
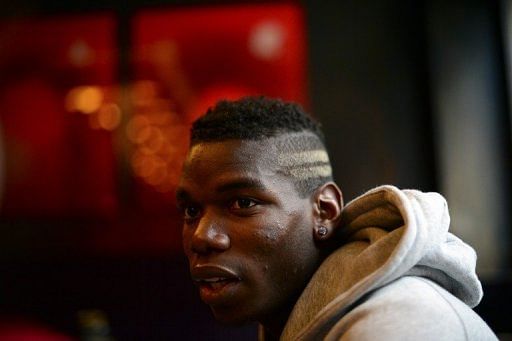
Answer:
[277,150,332,181]
[278,150,330,167]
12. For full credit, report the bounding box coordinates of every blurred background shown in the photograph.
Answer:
[0,0,510,339]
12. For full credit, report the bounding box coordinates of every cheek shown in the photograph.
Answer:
[181,228,193,258]
[251,211,314,272]
[248,216,293,256]
[253,221,286,245]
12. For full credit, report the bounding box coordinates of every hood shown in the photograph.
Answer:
[279,185,483,340]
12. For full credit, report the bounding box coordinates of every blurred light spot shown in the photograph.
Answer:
[146,162,168,186]
[126,115,151,143]
[134,126,153,145]
[131,150,147,174]
[97,103,122,130]
[137,155,166,182]
[248,21,286,61]
[143,127,165,153]
[65,86,104,114]
[68,40,95,67]
[133,154,156,178]
[126,92,188,192]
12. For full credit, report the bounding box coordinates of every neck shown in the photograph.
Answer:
[260,308,291,340]
[260,251,329,340]
[259,287,304,340]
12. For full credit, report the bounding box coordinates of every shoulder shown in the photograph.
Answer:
[324,276,497,341]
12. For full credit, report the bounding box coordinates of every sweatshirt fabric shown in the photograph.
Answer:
[260,185,497,340]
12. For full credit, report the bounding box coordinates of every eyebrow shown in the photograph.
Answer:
[175,178,268,202]
[175,188,190,203]
[215,178,267,193]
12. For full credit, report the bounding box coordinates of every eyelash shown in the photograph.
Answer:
[230,198,258,210]
[180,197,260,222]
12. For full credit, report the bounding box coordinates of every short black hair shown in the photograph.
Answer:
[189,96,333,196]
[191,96,325,144]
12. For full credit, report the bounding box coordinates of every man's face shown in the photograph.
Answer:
[177,139,321,325]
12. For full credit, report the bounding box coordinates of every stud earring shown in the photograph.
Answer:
[317,225,328,237]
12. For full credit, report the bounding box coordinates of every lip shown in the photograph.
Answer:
[191,264,240,281]
[191,264,241,305]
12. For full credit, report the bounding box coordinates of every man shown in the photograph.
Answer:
[176,96,497,340]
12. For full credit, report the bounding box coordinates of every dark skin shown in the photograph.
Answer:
[176,138,343,338]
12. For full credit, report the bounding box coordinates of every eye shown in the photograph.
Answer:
[231,198,258,209]
[183,205,201,220]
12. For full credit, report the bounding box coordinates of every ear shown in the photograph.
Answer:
[312,182,343,242]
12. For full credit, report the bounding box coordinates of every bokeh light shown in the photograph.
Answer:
[65,86,104,114]
[96,103,122,131]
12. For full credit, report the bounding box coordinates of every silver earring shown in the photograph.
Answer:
[317,226,328,237]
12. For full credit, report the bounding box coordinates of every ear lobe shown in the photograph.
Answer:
[313,182,343,241]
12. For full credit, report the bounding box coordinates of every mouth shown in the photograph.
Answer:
[191,264,242,304]
[197,277,237,289]
[196,277,241,303]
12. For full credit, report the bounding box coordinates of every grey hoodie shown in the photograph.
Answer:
[261,185,497,340]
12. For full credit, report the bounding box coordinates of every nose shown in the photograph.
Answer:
[190,211,230,254]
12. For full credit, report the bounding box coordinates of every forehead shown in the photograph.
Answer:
[181,139,279,183]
